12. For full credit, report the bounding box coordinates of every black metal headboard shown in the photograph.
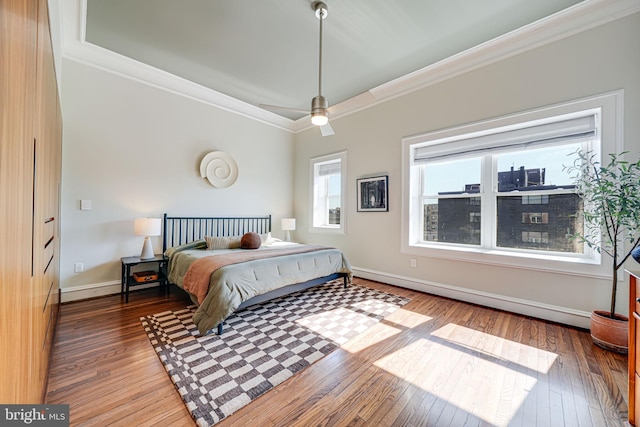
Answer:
[162,213,272,252]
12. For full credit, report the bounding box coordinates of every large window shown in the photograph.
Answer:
[401,95,624,273]
[310,151,346,234]
[417,141,587,254]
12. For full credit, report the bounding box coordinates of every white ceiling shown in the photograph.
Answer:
[59,0,639,132]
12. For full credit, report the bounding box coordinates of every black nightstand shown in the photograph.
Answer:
[120,254,169,303]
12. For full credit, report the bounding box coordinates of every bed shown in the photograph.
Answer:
[162,214,352,335]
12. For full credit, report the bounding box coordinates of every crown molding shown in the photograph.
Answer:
[367,0,640,105]
[57,0,640,134]
[59,0,295,131]
[63,40,296,131]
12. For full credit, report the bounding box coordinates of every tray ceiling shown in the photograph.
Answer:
[58,0,637,131]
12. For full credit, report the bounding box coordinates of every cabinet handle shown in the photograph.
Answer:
[636,298,640,303]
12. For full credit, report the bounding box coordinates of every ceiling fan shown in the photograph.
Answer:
[259,1,335,136]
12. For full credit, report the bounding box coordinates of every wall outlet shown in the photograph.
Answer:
[410,258,417,268]
[74,262,83,273]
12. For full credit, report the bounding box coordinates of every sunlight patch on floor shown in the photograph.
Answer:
[373,323,558,425]
[340,321,402,353]
[379,307,433,329]
[294,306,398,346]
[431,323,558,374]
[294,303,425,352]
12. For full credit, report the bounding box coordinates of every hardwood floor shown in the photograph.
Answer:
[46,278,628,426]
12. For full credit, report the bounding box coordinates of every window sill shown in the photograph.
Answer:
[309,226,344,235]
[402,242,608,279]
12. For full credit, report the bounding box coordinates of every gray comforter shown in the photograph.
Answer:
[165,240,352,334]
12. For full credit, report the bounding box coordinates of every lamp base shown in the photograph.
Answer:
[140,236,155,259]
[284,231,291,242]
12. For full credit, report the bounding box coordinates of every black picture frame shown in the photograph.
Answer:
[357,175,389,212]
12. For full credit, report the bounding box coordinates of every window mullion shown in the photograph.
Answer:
[481,154,495,249]
[418,166,424,243]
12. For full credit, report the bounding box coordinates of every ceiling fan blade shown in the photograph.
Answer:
[259,104,309,115]
[319,122,335,137]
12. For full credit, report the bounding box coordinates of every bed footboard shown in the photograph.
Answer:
[214,272,349,335]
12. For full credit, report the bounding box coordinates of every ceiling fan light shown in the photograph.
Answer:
[311,113,329,126]
[311,95,328,126]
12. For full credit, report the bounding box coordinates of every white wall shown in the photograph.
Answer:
[60,59,295,300]
[293,13,640,328]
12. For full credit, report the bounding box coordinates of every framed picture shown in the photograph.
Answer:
[357,175,389,212]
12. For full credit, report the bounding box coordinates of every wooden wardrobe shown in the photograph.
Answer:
[0,0,62,403]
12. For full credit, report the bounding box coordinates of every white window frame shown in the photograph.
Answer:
[401,91,623,278]
[310,151,347,235]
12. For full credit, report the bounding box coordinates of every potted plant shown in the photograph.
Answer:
[565,150,640,353]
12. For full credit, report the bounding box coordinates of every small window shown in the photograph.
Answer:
[522,213,548,224]
[522,195,549,205]
[522,231,549,244]
[310,151,347,234]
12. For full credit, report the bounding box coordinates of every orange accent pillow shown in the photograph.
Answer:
[240,232,262,249]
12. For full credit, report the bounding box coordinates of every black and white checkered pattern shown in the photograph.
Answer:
[141,280,409,427]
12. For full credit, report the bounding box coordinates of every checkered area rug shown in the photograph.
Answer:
[141,280,409,427]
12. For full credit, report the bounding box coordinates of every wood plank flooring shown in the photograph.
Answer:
[46,278,628,426]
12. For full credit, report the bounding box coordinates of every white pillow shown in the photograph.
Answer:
[260,232,274,246]
[205,235,241,250]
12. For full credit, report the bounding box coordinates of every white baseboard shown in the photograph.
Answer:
[352,266,591,329]
[60,268,592,329]
[60,280,162,303]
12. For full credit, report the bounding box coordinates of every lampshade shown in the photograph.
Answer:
[134,218,161,237]
[281,218,296,242]
[134,217,161,259]
[281,218,296,231]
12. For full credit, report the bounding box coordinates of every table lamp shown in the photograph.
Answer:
[281,218,296,242]
[134,217,161,259]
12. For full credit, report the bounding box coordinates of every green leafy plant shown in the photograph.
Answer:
[565,150,640,318]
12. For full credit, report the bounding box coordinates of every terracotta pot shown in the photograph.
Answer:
[590,310,628,354]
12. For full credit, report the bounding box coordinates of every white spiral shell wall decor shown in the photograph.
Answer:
[199,151,238,188]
